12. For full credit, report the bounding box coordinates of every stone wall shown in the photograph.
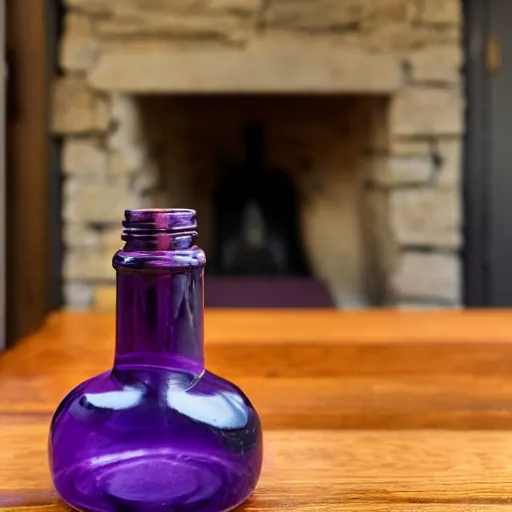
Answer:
[54,0,464,311]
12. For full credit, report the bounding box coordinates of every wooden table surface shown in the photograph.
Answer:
[3,310,512,511]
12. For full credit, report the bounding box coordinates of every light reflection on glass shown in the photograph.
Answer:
[83,387,144,410]
[166,385,249,429]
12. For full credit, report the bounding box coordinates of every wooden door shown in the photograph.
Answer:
[486,0,512,305]
[464,0,512,306]
[5,0,50,347]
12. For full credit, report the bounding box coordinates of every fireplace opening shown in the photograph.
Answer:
[63,83,461,311]
[106,94,390,308]
[209,120,326,307]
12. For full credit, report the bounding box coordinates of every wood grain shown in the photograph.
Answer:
[3,415,512,510]
[4,374,512,429]
[2,311,512,428]
[3,310,512,511]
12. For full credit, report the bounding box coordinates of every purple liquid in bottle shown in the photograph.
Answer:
[49,209,263,512]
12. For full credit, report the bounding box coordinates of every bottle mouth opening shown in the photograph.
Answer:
[122,209,197,238]
[128,208,195,214]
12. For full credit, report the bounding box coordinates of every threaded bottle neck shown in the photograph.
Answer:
[113,209,205,374]
[121,208,198,251]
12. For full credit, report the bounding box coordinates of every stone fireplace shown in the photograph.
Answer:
[53,0,463,311]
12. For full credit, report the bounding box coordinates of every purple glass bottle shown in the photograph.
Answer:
[49,209,263,512]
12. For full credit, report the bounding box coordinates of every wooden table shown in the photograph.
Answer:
[3,310,512,511]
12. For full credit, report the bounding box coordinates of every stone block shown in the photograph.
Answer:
[65,0,259,15]
[108,152,132,175]
[64,0,106,13]
[361,22,460,52]
[52,77,96,134]
[62,139,107,175]
[265,0,366,29]
[388,156,434,182]
[59,13,99,71]
[63,222,101,249]
[390,87,463,137]
[63,281,94,310]
[390,139,432,156]
[420,0,461,25]
[365,0,420,25]
[63,174,136,223]
[266,0,417,30]
[391,251,460,302]
[390,188,461,249]
[87,43,402,93]
[204,0,260,13]
[64,248,115,281]
[100,227,123,251]
[369,155,434,185]
[96,15,251,44]
[435,138,461,187]
[409,45,462,84]
[52,77,109,134]
[66,0,258,43]
[93,284,116,312]
[107,95,147,173]
[95,96,111,131]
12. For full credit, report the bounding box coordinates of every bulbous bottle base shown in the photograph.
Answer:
[49,367,262,512]
[57,450,253,512]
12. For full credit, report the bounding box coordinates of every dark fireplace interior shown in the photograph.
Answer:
[210,123,309,278]
[208,123,333,307]
[133,95,377,308]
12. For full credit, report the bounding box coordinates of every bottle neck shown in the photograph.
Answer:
[113,209,206,375]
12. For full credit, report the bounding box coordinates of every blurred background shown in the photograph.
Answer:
[3,0,508,345]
